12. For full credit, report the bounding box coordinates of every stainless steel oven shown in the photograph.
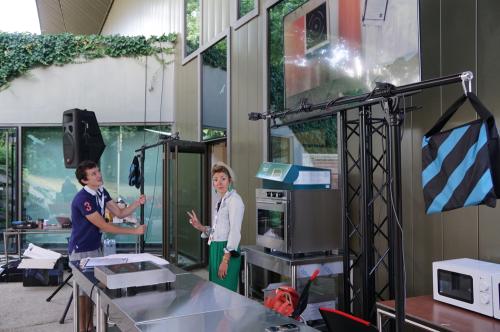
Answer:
[256,188,341,254]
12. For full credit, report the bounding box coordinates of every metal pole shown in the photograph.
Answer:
[340,110,351,312]
[252,72,473,127]
[139,149,145,253]
[384,98,405,332]
[359,105,375,321]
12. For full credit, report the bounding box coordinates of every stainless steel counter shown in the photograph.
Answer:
[70,261,318,332]
[243,245,345,291]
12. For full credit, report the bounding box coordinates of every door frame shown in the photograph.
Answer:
[0,127,18,232]
[162,140,209,269]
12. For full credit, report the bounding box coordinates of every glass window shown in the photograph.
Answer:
[238,0,255,19]
[201,37,228,141]
[185,0,201,57]
[21,125,169,252]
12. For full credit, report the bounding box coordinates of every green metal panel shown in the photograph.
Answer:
[411,0,444,296]
[441,0,478,260]
[174,56,199,141]
[477,0,500,263]
[230,19,263,246]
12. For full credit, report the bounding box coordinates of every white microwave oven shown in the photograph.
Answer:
[433,258,500,317]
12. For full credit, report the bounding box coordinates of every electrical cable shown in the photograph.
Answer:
[144,46,166,244]
[384,96,408,310]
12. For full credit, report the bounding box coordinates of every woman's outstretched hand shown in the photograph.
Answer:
[187,210,204,232]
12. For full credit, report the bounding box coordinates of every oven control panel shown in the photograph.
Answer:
[256,188,288,200]
[266,191,285,198]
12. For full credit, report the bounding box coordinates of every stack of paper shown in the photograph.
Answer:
[18,243,62,269]
[23,243,62,259]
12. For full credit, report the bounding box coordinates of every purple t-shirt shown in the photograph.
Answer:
[68,187,112,253]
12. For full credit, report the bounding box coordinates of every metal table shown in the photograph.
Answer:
[243,245,345,295]
[3,227,71,264]
[70,261,319,332]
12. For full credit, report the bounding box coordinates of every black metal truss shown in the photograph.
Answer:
[341,106,393,323]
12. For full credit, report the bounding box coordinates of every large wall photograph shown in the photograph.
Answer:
[283,0,420,108]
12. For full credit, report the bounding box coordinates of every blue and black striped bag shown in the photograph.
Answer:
[422,92,500,214]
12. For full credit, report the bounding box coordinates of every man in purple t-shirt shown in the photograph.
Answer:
[69,160,146,332]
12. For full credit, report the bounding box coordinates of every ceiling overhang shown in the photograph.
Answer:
[35,0,114,35]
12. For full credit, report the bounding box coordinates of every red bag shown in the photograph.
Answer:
[264,286,299,317]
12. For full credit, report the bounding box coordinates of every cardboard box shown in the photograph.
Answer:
[21,259,63,286]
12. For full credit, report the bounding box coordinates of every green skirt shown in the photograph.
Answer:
[209,241,241,292]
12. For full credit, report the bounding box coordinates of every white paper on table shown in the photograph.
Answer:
[105,253,169,266]
[81,257,128,268]
[23,243,62,260]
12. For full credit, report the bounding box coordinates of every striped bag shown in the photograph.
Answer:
[422,92,500,214]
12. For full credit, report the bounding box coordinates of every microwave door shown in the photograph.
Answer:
[438,269,474,304]
[256,200,287,252]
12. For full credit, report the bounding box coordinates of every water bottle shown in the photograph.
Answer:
[103,238,116,256]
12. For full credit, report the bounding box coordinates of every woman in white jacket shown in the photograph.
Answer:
[187,162,244,291]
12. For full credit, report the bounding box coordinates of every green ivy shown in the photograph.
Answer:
[0,32,177,89]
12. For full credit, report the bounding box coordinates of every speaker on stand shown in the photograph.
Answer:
[62,109,106,168]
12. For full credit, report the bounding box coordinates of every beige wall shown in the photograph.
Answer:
[0,56,174,125]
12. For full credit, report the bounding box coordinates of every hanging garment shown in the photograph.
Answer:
[422,92,500,214]
[128,155,141,188]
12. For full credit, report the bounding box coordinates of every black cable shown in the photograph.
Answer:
[144,46,166,245]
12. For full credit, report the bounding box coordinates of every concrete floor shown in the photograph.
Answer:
[0,268,209,332]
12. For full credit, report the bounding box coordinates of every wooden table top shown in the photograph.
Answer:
[377,295,500,332]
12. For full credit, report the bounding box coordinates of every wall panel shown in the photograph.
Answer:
[410,0,443,295]
[440,0,478,260]
[202,0,230,44]
[102,0,183,36]
[231,17,263,245]
[174,56,199,141]
[477,0,500,262]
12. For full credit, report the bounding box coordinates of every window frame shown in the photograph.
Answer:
[232,0,260,31]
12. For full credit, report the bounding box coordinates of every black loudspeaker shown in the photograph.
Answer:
[62,109,106,168]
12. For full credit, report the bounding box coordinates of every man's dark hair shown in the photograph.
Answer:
[75,160,98,186]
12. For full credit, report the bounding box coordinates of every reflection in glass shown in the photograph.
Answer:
[185,0,200,57]
[283,0,420,109]
[202,38,227,141]
[268,0,420,113]
[271,117,338,188]
[21,125,170,252]
[268,0,309,113]
[257,209,284,240]
[238,0,255,19]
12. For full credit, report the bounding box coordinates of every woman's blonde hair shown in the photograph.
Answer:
[211,161,235,182]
